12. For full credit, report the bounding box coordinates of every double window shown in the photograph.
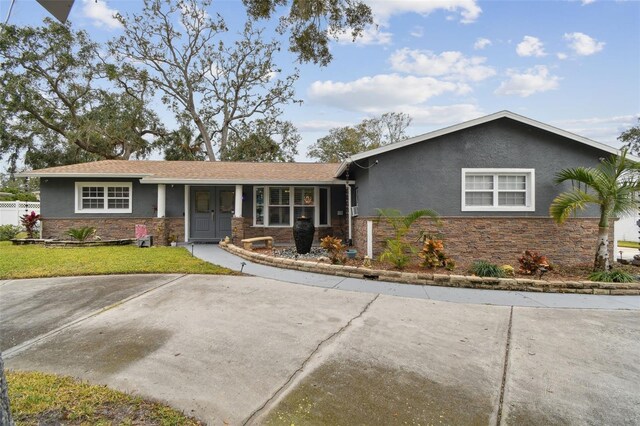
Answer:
[461,169,534,212]
[254,186,330,227]
[75,182,132,213]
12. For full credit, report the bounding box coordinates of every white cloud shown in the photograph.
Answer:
[308,74,470,112]
[298,120,353,132]
[474,37,492,50]
[391,104,485,126]
[81,0,121,29]
[410,26,424,38]
[581,0,596,5]
[557,52,568,60]
[389,48,496,82]
[554,114,639,145]
[564,32,605,56]
[369,0,482,24]
[495,66,560,97]
[337,25,392,46]
[516,36,546,57]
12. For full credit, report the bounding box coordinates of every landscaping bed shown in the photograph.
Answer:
[11,238,135,247]
[221,243,640,295]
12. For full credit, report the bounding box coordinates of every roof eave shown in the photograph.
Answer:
[139,178,347,185]
[16,172,151,178]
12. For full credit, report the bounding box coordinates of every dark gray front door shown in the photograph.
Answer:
[190,187,234,240]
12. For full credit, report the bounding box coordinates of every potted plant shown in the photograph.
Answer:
[168,235,178,247]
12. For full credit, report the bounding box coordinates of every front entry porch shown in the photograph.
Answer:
[188,186,235,242]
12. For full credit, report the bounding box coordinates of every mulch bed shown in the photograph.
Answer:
[252,247,639,282]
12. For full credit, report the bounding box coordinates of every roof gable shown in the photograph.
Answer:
[335,111,635,177]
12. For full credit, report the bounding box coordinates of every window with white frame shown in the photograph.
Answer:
[75,182,132,213]
[461,169,534,212]
[254,186,331,226]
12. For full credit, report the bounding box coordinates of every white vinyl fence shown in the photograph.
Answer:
[0,201,41,227]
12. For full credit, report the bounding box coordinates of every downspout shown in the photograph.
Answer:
[345,161,352,246]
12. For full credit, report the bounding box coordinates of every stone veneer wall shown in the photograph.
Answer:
[231,216,347,246]
[42,218,185,246]
[353,216,614,267]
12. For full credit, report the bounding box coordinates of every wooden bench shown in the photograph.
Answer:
[241,236,273,250]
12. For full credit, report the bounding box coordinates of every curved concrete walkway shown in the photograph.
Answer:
[192,244,640,310]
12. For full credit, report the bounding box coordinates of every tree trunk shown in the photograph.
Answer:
[0,353,14,426]
[194,118,216,161]
[593,225,610,271]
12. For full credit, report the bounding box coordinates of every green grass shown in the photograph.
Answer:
[7,370,203,425]
[618,240,640,249]
[0,241,234,279]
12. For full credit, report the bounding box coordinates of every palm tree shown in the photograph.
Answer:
[550,149,640,271]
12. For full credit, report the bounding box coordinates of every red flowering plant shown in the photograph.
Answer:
[20,211,41,238]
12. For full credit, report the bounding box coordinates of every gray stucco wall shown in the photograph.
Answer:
[41,179,346,221]
[41,178,184,218]
[351,118,604,217]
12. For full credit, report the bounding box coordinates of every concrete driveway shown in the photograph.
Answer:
[1,274,639,425]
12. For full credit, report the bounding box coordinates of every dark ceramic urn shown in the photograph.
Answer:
[293,216,315,254]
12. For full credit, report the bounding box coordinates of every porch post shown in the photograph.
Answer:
[347,183,352,244]
[184,185,190,242]
[234,184,243,217]
[157,184,166,218]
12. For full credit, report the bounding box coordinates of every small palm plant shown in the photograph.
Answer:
[376,208,440,269]
[550,149,640,271]
[67,226,97,242]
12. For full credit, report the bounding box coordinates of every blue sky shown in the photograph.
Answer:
[3,0,639,161]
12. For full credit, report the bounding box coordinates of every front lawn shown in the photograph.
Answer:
[7,370,203,425]
[618,240,640,249]
[0,242,234,279]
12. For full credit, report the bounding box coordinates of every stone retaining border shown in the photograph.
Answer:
[221,243,640,295]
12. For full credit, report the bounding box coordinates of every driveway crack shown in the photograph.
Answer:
[242,293,380,425]
[496,306,514,426]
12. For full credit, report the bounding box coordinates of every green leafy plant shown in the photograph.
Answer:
[320,235,346,264]
[376,208,440,270]
[67,226,96,242]
[550,149,640,271]
[0,224,22,241]
[470,261,506,278]
[419,237,454,270]
[518,250,551,275]
[20,211,41,238]
[589,270,636,283]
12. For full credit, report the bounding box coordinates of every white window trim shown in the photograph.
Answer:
[253,186,331,227]
[461,168,535,212]
[75,182,133,214]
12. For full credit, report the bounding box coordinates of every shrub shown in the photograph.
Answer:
[501,265,515,277]
[518,250,551,275]
[419,238,454,270]
[67,226,97,242]
[589,270,636,283]
[471,261,505,278]
[20,211,41,238]
[320,235,346,264]
[0,224,22,241]
[376,208,440,270]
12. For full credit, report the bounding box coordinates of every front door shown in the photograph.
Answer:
[190,187,234,241]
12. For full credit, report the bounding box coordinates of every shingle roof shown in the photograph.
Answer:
[21,160,343,184]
